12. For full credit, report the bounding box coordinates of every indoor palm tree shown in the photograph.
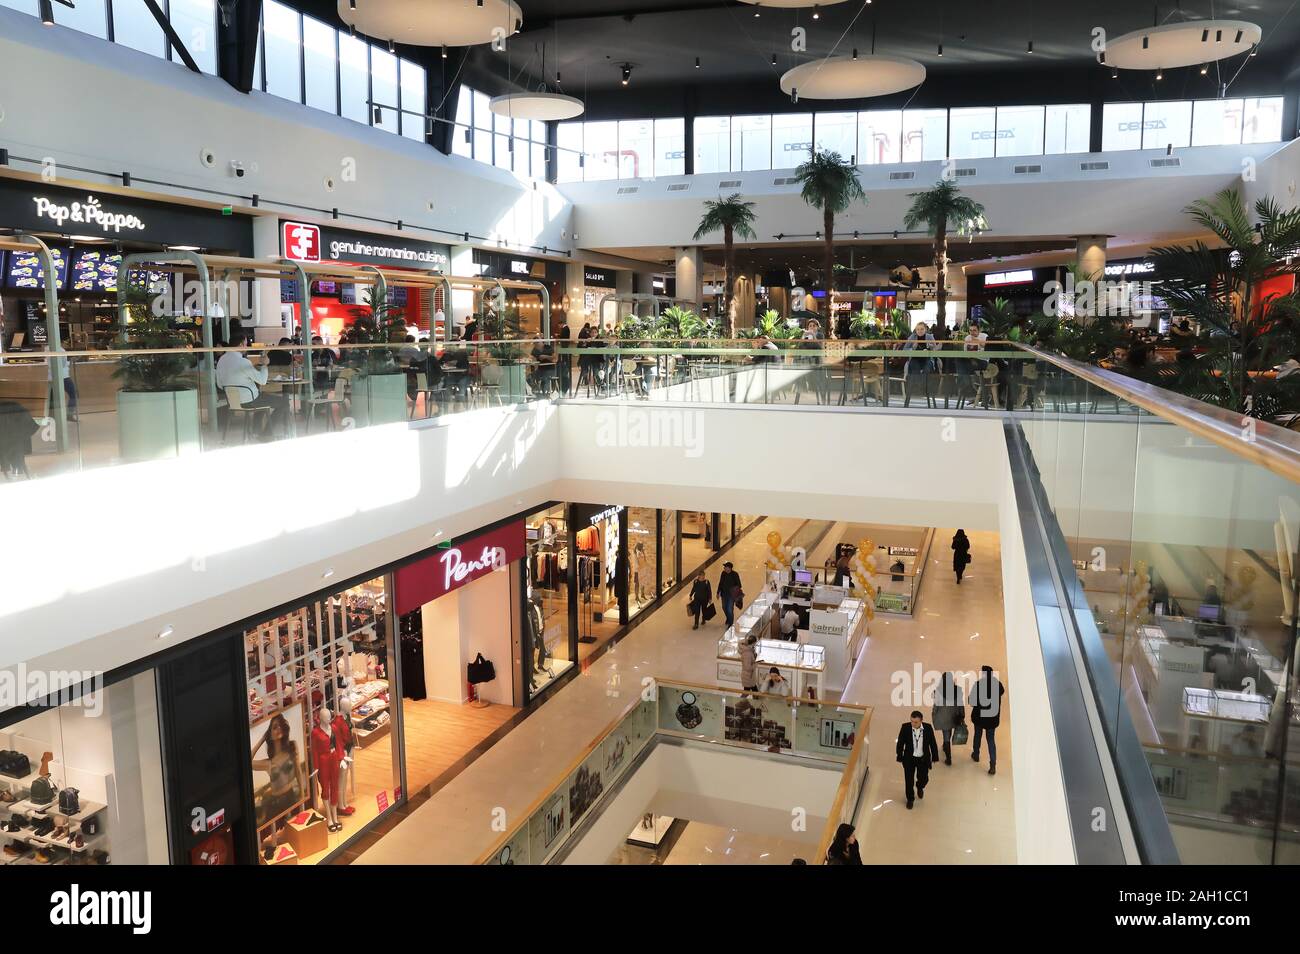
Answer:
[1151,187,1300,417]
[693,193,757,337]
[793,151,866,315]
[903,179,988,339]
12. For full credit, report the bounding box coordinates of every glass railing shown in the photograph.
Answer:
[475,677,871,865]
[1015,346,1300,864]
[0,339,559,480]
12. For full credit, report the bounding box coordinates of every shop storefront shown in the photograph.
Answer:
[0,176,254,353]
[580,265,617,330]
[524,505,575,697]
[280,220,450,342]
[471,250,566,338]
[0,671,168,866]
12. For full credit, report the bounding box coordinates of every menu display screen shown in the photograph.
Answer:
[71,249,122,292]
[7,247,68,290]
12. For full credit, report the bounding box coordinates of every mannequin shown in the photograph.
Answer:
[332,712,353,821]
[310,707,344,833]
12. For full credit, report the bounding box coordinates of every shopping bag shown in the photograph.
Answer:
[952,723,969,746]
[702,602,718,622]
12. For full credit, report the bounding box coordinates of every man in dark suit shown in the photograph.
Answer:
[895,710,940,810]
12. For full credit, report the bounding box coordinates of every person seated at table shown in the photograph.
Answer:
[267,338,295,368]
[442,346,471,402]
[530,334,557,395]
[751,334,780,363]
[759,667,790,697]
[217,329,289,441]
[398,334,426,369]
[310,335,335,391]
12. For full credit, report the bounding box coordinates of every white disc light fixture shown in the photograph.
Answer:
[1103,19,1260,70]
[489,92,585,121]
[779,53,925,100]
[338,0,523,47]
[737,0,852,7]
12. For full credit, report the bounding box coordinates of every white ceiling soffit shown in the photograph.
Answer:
[779,54,926,100]
[1105,19,1261,70]
[338,0,523,47]
[489,92,585,121]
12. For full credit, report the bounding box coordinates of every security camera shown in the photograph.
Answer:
[230,160,246,178]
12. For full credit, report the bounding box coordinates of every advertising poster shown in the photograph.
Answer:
[488,825,530,866]
[724,693,794,751]
[567,743,606,828]
[528,790,568,863]
[657,684,723,738]
[794,703,863,760]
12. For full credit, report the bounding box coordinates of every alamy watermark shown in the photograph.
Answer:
[0,665,104,717]
[1043,274,1157,318]
[594,405,704,458]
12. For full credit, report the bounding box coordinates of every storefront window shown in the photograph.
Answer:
[949,107,997,160]
[526,505,575,698]
[858,109,902,165]
[619,119,655,179]
[695,116,731,173]
[732,115,772,171]
[1044,103,1090,154]
[302,15,338,114]
[660,509,679,593]
[772,113,813,168]
[262,0,302,104]
[814,111,858,162]
[995,105,1045,157]
[338,32,370,124]
[0,671,167,864]
[583,121,620,181]
[901,109,948,161]
[574,504,624,655]
[680,511,715,581]
[656,118,687,176]
[245,576,397,865]
[627,507,658,618]
[1101,102,1144,151]
[1142,99,1192,150]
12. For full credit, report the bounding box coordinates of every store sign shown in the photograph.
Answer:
[282,221,321,262]
[32,194,145,233]
[583,267,615,287]
[982,269,1035,287]
[280,220,449,271]
[510,260,531,275]
[1104,260,1156,277]
[393,520,526,615]
[810,609,850,641]
[587,505,625,526]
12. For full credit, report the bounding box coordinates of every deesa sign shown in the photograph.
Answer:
[31,193,146,233]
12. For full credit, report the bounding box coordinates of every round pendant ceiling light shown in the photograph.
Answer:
[338,0,523,47]
[737,0,852,7]
[1103,19,1260,70]
[779,54,925,100]
[490,92,585,121]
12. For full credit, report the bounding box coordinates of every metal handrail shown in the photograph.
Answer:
[1019,344,1300,487]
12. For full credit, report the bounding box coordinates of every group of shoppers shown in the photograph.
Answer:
[894,666,1006,811]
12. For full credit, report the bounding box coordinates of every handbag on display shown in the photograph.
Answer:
[466,653,496,685]
[59,788,80,815]
[952,723,969,746]
[29,752,58,807]
[702,601,718,622]
[0,750,30,779]
[675,690,703,730]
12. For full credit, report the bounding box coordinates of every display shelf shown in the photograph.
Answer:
[10,797,107,822]
[353,720,391,748]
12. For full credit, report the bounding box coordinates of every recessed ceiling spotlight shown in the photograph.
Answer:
[1155,69,1163,80]
[1200,62,1208,74]
[812,4,820,19]
[754,3,760,16]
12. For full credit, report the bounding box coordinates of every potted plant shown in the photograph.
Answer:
[903,178,988,339]
[693,193,758,337]
[793,151,867,314]
[346,290,409,426]
[113,289,202,461]
[481,304,530,402]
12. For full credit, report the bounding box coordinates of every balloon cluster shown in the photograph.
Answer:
[849,538,881,620]
[1119,560,1151,631]
[765,530,792,572]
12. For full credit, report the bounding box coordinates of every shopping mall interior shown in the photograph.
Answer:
[1,0,1300,883]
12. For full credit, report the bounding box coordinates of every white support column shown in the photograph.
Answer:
[251,216,283,342]
[450,244,478,333]
[675,246,703,308]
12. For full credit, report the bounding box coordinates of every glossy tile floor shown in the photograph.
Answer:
[608,821,812,865]
[356,517,1016,865]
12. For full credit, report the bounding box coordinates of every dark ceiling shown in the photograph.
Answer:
[292,0,1300,116]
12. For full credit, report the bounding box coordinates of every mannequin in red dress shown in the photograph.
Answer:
[332,711,355,817]
[311,707,343,832]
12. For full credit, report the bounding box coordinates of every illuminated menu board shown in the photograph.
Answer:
[7,247,68,290]
[71,249,122,292]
